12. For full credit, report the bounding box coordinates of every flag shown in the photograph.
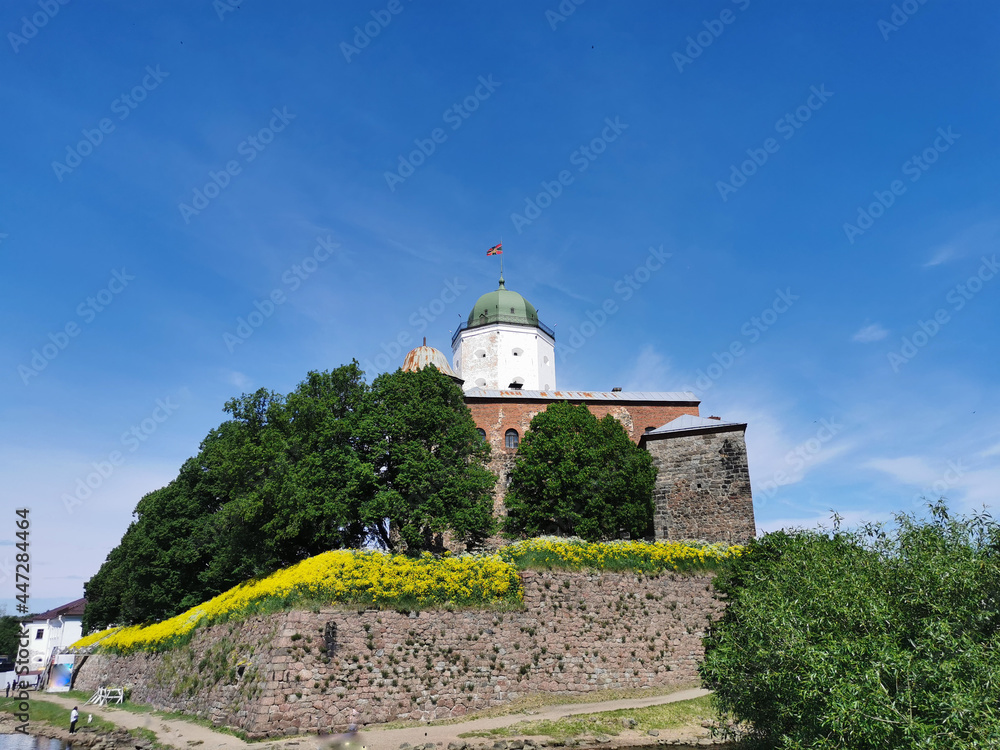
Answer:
[487,243,503,255]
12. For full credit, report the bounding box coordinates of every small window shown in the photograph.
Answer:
[543,355,550,365]
[510,307,515,314]
[512,347,523,357]
[475,378,487,387]
[35,629,44,640]
[476,428,487,441]
[474,349,487,359]
[505,429,520,450]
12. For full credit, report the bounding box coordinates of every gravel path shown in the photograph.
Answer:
[32,687,712,750]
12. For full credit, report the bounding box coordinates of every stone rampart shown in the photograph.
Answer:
[76,569,722,739]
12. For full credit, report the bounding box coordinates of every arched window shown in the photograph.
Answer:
[476,428,487,441]
[505,429,520,450]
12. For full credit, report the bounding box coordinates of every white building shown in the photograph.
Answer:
[451,275,556,391]
[23,598,85,674]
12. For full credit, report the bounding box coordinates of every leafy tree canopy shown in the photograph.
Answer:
[83,362,493,631]
[701,502,1000,750]
[0,614,22,661]
[503,401,656,541]
[360,366,496,551]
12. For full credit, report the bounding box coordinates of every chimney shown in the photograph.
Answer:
[708,415,721,420]
[611,387,622,392]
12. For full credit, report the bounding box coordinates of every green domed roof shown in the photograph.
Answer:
[467,277,539,328]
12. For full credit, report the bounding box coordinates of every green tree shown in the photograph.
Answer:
[209,364,372,576]
[701,503,1000,749]
[360,366,496,551]
[0,613,21,660]
[83,362,497,627]
[503,402,656,540]
[84,452,230,630]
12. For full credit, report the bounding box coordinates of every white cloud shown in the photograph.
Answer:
[224,370,252,389]
[863,453,998,515]
[978,442,1000,458]
[923,245,955,267]
[698,391,860,512]
[852,323,888,343]
[757,508,893,535]
[621,345,671,392]
[863,455,938,486]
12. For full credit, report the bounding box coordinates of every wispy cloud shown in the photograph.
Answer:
[757,508,894,535]
[621,345,671,392]
[979,442,1000,458]
[923,245,955,267]
[863,455,938,486]
[923,220,1000,267]
[852,323,888,343]
[224,370,252,390]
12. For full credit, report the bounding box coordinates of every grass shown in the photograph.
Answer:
[458,694,718,741]
[0,695,117,731]
[374,683,702,730]
[61,692,254,742]
[1,692,237,746]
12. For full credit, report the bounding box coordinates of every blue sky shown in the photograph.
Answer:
[2,0,998,614]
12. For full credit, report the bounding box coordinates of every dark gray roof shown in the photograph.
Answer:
[639,414,747,445]
[29,597,86,621]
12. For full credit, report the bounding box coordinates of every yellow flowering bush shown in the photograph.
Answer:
[72,538,741,655]
[73,549,522,654]
[69,626,121,650]
[500,536,743,573]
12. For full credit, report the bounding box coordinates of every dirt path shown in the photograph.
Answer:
[348,688,712,750]
[33,687,711,750]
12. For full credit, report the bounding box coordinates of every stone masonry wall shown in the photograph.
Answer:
[76,570,722,739]
[646,429,755,544]
[467,401,699,532]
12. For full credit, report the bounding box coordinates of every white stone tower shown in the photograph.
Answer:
[452,275,556,391]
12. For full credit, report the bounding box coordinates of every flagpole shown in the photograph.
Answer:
[499,236,504,282]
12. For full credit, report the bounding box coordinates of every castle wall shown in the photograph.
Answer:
[75,570,722,739]
[645,428,756,544]
[467,400,699,523]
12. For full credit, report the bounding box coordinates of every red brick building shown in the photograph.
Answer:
[401,276,755,543]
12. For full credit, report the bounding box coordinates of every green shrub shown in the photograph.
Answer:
[701,502,1000,749]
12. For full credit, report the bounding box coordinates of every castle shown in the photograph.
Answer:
[71,275,755,734]
[401,273,756,544]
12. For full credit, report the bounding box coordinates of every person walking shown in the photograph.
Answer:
[69,706,79,734]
